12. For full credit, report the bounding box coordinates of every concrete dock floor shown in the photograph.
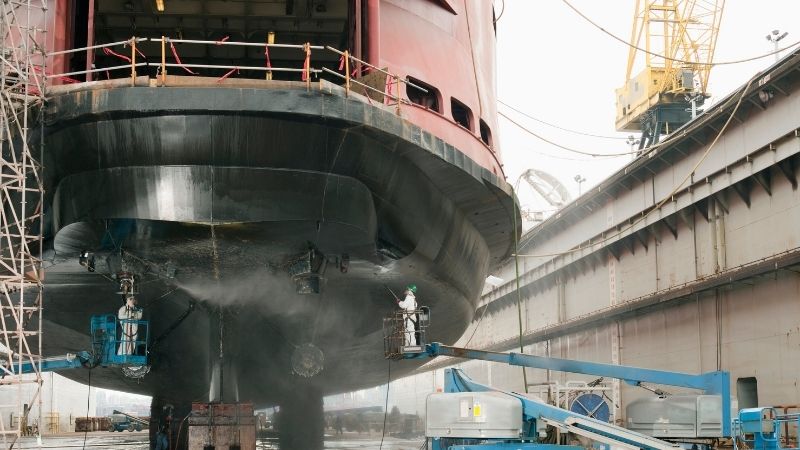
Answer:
[12,431,424,449]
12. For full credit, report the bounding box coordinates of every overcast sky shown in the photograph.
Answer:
[494,0,800,226]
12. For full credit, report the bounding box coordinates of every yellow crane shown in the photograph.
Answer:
[615,0,725,149]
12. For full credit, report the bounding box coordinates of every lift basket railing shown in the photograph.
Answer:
[90,314,149,367]
[383,307,430,360]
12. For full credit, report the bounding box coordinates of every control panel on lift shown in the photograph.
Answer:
[733,407,800,450]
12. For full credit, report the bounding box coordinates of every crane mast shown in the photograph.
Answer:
[615,0,724,149]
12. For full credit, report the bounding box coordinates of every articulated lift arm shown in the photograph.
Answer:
[2,315,150,378]
[6,351,95,375]
[426,343,730,400]
[409,342,731,441]
[442,368,680,450]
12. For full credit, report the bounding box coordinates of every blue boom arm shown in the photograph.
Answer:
[2,314,149,377]
[443,368,681,450]
[7,351,94,375]
[417,342,732,437]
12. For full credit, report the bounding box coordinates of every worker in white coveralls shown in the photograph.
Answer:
[397,284,418,346]
[118,295,143,355]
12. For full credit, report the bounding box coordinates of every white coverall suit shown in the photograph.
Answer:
[397,292,417,346]
[118,297,143,355]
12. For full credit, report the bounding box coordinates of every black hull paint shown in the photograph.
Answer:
[40,81,518,403]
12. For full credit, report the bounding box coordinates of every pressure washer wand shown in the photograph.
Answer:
[384,285,400,303]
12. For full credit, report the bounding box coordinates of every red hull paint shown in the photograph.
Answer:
[44,0,504,176]
[378,0,502,176]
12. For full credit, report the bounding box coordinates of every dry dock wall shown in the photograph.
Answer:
[326,51,800,430]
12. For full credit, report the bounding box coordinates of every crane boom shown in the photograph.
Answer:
[616,0,724,148]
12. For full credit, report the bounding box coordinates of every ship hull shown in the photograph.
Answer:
[41,80,517,404]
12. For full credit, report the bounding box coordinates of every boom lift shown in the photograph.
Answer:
[385,310,731,450]
[732,407,800,450]
[3,315,149,378]
[109,410,148,432]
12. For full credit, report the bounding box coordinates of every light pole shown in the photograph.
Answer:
[766,29,789,62]
[574,174,586,196]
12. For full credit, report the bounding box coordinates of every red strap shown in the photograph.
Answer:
[170,41,198,75]
[103,47,131,63]
[264,46,272,69]
[217,67,239,83]
[340,55,362,77]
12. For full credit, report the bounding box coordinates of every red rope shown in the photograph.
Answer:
[215,36,230,45]
[340,54,363,77]
[362,87,373,106]
[217,67,239,82]
[102,47,131,63]
[264,46,272,70]
[169,41,198,75]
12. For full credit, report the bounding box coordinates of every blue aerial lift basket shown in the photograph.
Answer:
[5,314,151,376]
[91,314,149,367]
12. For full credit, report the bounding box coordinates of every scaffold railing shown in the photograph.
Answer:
[46,36,428,115]
[0,0,47,446]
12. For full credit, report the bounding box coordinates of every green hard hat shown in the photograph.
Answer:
[406,284,417,294]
